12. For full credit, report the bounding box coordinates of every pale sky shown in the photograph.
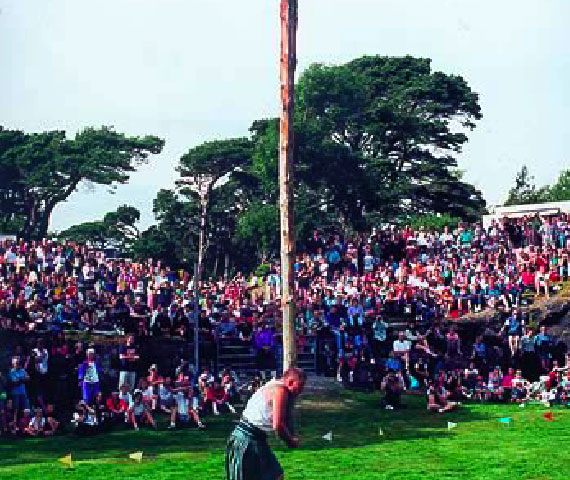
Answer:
[1,0,569,232]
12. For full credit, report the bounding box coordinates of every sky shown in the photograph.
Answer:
[1,0,569,232]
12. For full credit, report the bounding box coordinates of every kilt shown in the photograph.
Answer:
[226,420,283,480]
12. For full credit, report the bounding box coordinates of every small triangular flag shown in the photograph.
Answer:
[378,427,384,436]
[498,417,512,424]
[543,412,554,422]
[322,431,333,442]
[58,454,73,467]
[129,451,143,462]
[447,422,457,430]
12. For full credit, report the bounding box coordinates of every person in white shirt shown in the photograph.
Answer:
[226,369,306,480]
[26,408,51,436]
[171,384,205,430]
[393,331,412,369]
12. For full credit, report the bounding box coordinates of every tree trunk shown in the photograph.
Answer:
[21,194,37,240]
[279,0,298,371]
[212,252,219,279]
[224,252,230,280]
[196,189,210,283]
[36,202,55,240]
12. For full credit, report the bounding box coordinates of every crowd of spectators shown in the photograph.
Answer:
[0,213,569,437]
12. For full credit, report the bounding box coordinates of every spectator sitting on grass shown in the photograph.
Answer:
[511,369,530,403]
[128,390,156,431]
[170,381,205,430]
[427,380,458,413]
[380,369,405,410]
[9,408,31,436]
[118,383,133,413]
[159,377,176,416]
[45,404,60,434]
[221,369,239,404]
[93,391,109,429]
[72,401,98,436]
[25,408,55,436]
[205,379,236,416]
[138,377,157,411]
[106,391,128,423]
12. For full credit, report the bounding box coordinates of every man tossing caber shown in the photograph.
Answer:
[225,368,306,480]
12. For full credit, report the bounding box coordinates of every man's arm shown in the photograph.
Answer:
[272,385,299,448]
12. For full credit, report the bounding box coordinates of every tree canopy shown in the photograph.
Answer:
[232,55,486,263]
[59,205,142,251]
[504,165,569,206]
[0,125,164,239]
[3,55,490,275]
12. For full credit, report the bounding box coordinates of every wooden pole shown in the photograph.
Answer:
[279,0,298,371]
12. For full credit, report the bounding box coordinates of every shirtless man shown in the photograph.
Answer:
[225,368,306,480]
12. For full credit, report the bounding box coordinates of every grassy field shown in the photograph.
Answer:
[0,391,568,480]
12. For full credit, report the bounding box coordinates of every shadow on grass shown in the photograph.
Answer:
[0,391,495,467]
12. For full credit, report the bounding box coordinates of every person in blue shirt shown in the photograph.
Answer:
[500,307,525,356]
[323,289,336,312]
[8,356,29,428]
[535,326,551,371]
[326,247,341,281]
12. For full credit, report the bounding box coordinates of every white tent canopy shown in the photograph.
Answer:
[483,200,570,228]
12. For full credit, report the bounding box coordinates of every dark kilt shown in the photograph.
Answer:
[226,420,283,480]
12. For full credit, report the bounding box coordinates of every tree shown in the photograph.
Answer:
[176,138,252,279]
[504,166,549,206]
[0,125,164,239]
[103,205,141,248]
[58,221,109,249]
[131,225,181,267]
[405,213,462,231]
[59,205,141,251]
[548,170,570,202]
[295,55,486,223]
[244,55,486,247]
[0,127,32,234]
[236,201,278,263]
[151,188,200,267]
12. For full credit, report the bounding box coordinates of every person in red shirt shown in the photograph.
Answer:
[205,380,236,416]
[106,391,128,423]
[521,268,535,288]
[501,367,515,401]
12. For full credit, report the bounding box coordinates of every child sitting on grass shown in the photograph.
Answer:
[72,401,99,436]
[170,384,205,430]
[9,407,31,436]
[25,408,55,436]
[205,379,236,416]
[128,390,156,431]
[106,391,128,424]
[427,380,459,413]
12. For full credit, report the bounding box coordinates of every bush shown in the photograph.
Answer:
[255,263,271,277]
[405,214,461,231]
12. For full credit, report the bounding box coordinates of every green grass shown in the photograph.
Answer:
[0,392,569,480]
